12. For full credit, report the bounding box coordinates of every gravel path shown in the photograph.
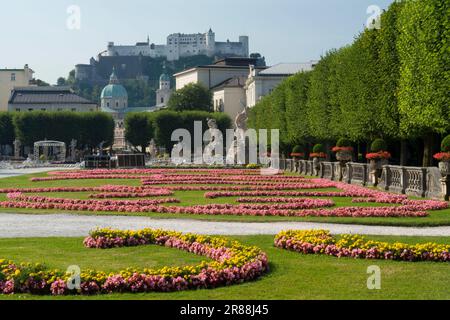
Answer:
[0,167,77,179]
[0,213,450,238]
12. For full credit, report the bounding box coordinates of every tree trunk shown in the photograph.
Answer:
[422,134,434,167]
[400,140,408,166]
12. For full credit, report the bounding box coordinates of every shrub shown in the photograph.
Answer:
[370,139,387,152]
[441,135,450,152]
[312,144,325,153]
[292,145,304,154]
[336,138,352,147]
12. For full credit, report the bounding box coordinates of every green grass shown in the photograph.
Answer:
[0,235,449,300]
[0,172,450,226]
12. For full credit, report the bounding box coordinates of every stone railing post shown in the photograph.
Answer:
[441,176,450,201]
[400,167,407,194]
[346,163,353,184]
[420,168,427,198]
[362,164,368,186]
[380,166,391,191]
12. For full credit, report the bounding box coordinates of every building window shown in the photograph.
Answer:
[28,108,33,112]
[11,73,16,81]
[107,102,110,107]
[161,97,164,104]
[15,108,20,112]
[116,102,119,108]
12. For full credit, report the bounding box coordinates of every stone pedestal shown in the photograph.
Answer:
[369,159,388,187]
[312,157,322,176]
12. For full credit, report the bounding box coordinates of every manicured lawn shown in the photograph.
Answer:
[0,235,449,300]
[0,171,449,226]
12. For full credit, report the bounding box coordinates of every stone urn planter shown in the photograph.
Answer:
[335,150,353,181]
[310,153,326,176]
[434,152,450,201]
[438,161,450,177]
[290,153,304,173]
[366,152,391,187]
[332,140,354,181]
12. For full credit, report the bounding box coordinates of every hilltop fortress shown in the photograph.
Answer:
[106,29,249,61]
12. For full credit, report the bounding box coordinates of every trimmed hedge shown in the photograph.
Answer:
[248,0,449,166]
[126,110,232,151]
[336,138,352,148]
[441,135,450,152]
[370,139,388,153]
[312,144,325,153]
[10,111,114,148]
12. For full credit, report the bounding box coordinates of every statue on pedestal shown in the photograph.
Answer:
[13,139,21,159]
[70,139,77,162]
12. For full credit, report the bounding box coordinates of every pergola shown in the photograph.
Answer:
[34,140,66,163]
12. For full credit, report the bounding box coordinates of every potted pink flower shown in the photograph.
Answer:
[434,135,450,177]
[310,144,326,176]
[366,138,390,186]
[332,138,353,181]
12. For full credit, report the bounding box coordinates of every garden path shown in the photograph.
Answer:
[0,213,449,238]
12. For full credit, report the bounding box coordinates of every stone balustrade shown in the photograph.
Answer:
[279,159,444,199]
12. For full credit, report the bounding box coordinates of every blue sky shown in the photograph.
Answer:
[0,0,394,84]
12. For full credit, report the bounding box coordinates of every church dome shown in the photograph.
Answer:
[160,73,170,82]
[101,68,128,99]
[101,83,128,99]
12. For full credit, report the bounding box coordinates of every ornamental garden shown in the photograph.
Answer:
[0,167,449,299]
[0,0,449,301]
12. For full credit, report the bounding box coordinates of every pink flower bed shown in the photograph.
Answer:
[204,190,370,199]
[0,228,269,295]
[0,169,446,218]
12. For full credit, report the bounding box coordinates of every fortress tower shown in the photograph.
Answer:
[205,28,216,57]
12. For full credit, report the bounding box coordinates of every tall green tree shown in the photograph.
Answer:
[125,113,154,152]
[397,0,450,166]
[167,83,213,112]
[285,72,311,145]
[0,113,15,146]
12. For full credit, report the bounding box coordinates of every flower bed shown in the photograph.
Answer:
[433,152,450,161]
[366,151,391,160]
[0,228,269,295]
[1,169,447,219]
[274,230,450,262]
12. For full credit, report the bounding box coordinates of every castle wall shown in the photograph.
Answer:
[106,31,248,61]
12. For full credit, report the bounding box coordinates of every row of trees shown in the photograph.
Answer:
[0,112,115,150]
[248,0,449,166]
[125,110,231,152]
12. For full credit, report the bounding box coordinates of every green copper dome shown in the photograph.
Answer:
[101,83,128,99]
[101,68,128,99]
[160,73,170,82]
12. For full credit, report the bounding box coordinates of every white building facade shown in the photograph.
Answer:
[245,62,318,108]
[212,77,247,127]
[106,29,249,61]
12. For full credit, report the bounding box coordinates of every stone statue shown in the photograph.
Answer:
[13,139,21,159]
[149,139,157,158]
[207,118,218,130]
[235,106,250,130]
[98,141,106,156]
[70,139,77,162]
